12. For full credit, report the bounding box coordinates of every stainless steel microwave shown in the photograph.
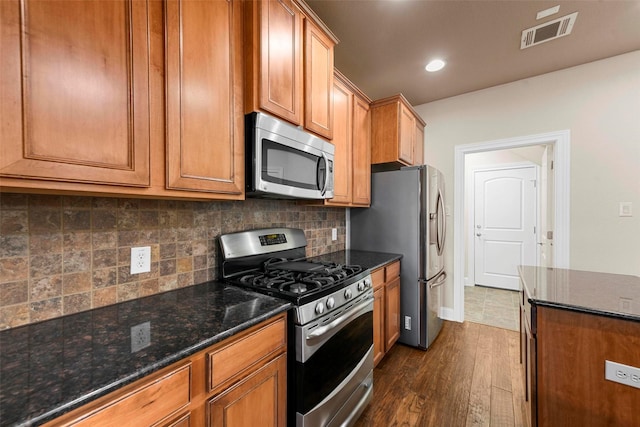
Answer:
[245,112,335,199]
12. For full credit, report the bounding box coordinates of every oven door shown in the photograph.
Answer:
[294,293,374,426]
[247,112,334,199]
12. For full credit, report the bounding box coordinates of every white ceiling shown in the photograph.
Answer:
[306,0,640,106]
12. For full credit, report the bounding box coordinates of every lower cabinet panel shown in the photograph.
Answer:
[67,364,191,427]
[207,353,287,427]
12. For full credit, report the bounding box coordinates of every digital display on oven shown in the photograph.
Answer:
[259,233,287,246]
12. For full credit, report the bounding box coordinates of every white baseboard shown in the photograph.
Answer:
[464,276,473,286]
[440,307,459,322]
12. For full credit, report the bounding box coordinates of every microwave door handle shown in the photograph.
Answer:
[320,152,330,196]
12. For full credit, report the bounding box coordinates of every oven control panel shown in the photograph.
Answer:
[295,274,373,325]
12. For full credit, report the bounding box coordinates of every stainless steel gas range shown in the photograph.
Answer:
[220,228,373,427]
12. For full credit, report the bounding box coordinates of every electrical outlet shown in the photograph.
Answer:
[619,202,633,217]
[605,360,640,389]
[404,316,412,330]
[131,321,151,353]
[130,246,151,274]
[619,297,633,313]
[331,228,338,241]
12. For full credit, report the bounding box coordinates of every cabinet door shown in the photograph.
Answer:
[398,103,415,166]
[165,0,243,195]
[304,18,334,139]
[0,0,150,186]
[414,121,424,166]
[373,286,385,367]
[256,0,302,125]
[351,95,371,206]
[208,353,287,427]
[385,277,401,351]
[326,77,352,205]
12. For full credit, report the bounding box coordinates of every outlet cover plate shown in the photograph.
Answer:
[605,360,640,389]
[131,246,151,274]
[131,321,151,353]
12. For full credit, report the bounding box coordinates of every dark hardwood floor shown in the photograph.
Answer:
[355,321,528,427]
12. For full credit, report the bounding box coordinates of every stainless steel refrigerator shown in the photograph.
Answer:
[350,165,446,349]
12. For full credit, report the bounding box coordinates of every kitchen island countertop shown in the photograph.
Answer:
[519,265,640,321]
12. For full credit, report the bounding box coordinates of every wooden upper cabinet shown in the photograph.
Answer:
[304,18,334,139]
[371,94,426,167]
[398,103,416,165]
[0,0,150,186]
[245,0,337,138]
[324,70,371,207]
[245,0,303,125]
[351,94,371,206]
[327,76,352,205]
[414,119,425,166]
[165,0,244,195]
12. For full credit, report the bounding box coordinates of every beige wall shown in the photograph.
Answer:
[414,50,640,309]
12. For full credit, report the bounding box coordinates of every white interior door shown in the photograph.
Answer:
[474,167,537,290]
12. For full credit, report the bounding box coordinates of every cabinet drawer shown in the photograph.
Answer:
[67,364,191,427]
[385,261,400,281]
[371,267,385,290]
[207,316,286,391]
[156,411,190,427]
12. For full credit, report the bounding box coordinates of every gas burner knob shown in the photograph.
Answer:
[357,281,365,292]
[326,297,335,309]
[315,302,325,315]
[364,279,371,288]
[344,289,353,299]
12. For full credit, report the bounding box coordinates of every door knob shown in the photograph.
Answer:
[476,232,482,237]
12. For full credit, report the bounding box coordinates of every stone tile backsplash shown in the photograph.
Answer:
[0,194,345,329]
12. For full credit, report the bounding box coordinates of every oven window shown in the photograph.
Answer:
[262,139,320,190]
[296,311,373,413]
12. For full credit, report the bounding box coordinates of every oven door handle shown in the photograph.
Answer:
[306,297,373,342]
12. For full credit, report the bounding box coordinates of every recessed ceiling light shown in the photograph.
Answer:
[425,59,445,72]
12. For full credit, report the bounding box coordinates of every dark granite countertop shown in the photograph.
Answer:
[0,282,291,427]
[519,265,640,322]
[309,249,402,272]
[0,249,398,426]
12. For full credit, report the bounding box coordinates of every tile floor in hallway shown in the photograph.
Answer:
[464,285,520,331]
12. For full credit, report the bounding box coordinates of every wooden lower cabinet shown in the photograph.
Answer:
[44,313,287,427]
[164,412,192,427]
[384,276,401,352]
[520,296,640,426]
[372,286,385,366]
[372,260,401,366]
[208,353,287,427]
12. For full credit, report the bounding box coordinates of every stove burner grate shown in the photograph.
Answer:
[231,261,363,298]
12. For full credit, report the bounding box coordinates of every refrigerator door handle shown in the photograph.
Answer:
[436,189,446,256]
[428,271,447,289]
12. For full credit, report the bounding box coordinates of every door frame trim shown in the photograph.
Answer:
[468,162,539,289]
[448,130,570,323]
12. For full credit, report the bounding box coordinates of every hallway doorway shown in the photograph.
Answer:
[450,130,570,323]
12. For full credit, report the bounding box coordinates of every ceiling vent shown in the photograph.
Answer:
[521,12,578,49]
